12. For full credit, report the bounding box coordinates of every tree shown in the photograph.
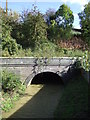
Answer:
[47,20,60,42]
[0,7,19,56]
[52,4,74,40]
[45,8,56,25]
[78,2,90,46]
[47,4,74,42]
[5,9,23,47]
[55,4,74,29]
[20,5,48,48]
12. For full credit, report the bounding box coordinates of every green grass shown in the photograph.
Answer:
[16,48,83,57]
[54,75,89,118]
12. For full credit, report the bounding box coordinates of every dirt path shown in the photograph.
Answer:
[3,84,64,118]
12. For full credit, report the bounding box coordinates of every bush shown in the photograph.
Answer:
[81,51,90,71]
[2,96,13,112]
[1,70,26,112]
[78,2,90,47]
[1,92,20,112]
[33,39,61,57]
[2,70,23,93]
[1,7,19,56]
[14,6,47,48]
[2,38,19,56]
[17,84,26,95]
[2,50,10,57]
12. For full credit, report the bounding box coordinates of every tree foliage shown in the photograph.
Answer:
[78,2,90,46]
[13,6,48,48]
[55,4,74,28]
[1,8,19,56]
[45,8,56,25]
[47,20,60,42]
[47,4,74,41]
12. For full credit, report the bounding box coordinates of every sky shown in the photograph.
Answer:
[1,0,90,29]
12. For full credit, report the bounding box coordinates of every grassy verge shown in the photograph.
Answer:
[54,75,89,118]
[5,48,83,57]
[2,40,84,57]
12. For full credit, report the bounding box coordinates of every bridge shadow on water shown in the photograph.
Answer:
[7,72,64,119]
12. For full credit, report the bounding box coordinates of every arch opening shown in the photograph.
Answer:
[31,72,63,85]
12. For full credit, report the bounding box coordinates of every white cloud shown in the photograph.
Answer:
[73,13,80,28]
[73,13,81,29]
[61,0,89,10]
[74,13,78,19]
[67,0,88,6]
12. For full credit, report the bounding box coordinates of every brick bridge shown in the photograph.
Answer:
[0,57,77,86]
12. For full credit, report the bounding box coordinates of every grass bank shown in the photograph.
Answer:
[2,40,84,57]
[54,75,89,118]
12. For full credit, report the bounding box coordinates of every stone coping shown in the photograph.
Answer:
[0,57,78,59]
[0,57,78,66]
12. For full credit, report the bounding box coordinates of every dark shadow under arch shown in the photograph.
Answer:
[7,72,65,118]
[31,72,63,85]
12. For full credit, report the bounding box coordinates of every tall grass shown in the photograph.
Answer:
[6,40,84,57]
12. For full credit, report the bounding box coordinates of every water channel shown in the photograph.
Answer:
[3,72,65,118]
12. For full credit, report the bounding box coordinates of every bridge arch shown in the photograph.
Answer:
[0,57,77,86]
[30,71,64,85]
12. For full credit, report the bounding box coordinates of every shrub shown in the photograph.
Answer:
[78,2,90,47]
[17,84,26,95]
[1,92,20,112]
[14,5,47,48]
[81,51,90,71]
[1,70,26,112]
[33,39,60,57]
[1,7,19,56]
[2,50,10,57]
[2,97,13,112]
[2,38,19,56]
[2,70,22,93]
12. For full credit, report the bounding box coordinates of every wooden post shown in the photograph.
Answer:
[6,0,7,15]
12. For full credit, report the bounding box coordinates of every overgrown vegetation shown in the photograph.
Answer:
[1,70,26,112]
[10,40,83,57]
[54,75,88,118]
[1,8,19,56]
[78,2,90,47]
[1,2,89,114]
[11,6,47,49]
[81,51,90,71]
[1,2,89,57]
